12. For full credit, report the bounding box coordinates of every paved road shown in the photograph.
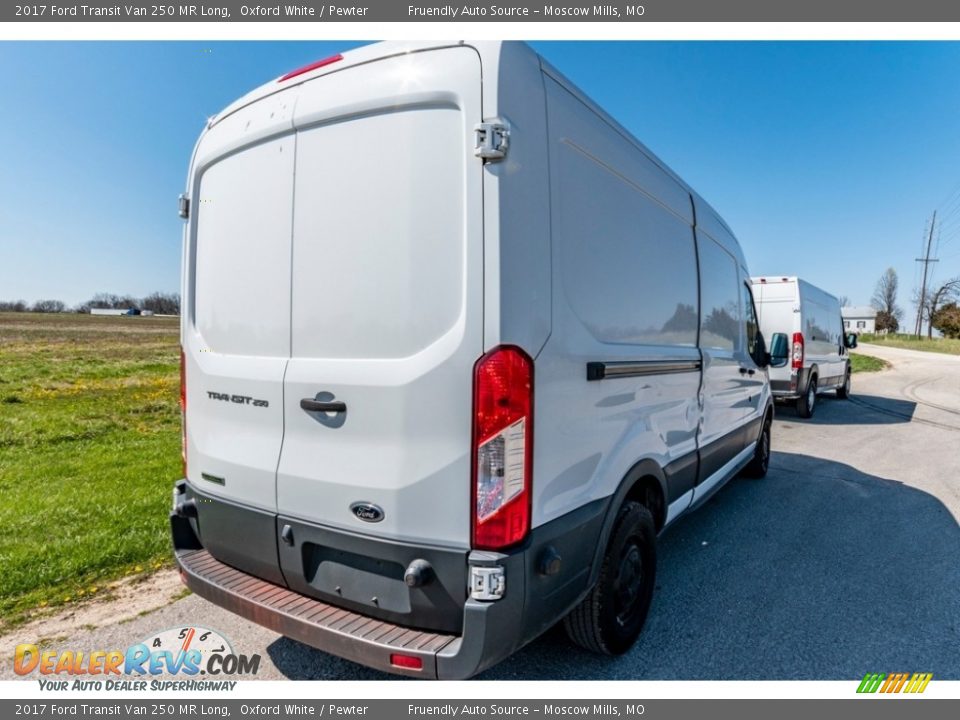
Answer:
[6,344,959,681]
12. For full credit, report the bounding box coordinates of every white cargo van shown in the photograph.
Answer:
[750,277,858,418]
[171,41,784,679]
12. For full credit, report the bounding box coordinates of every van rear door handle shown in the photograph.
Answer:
[300,398,347,413]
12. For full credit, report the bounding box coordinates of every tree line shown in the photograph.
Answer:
[870,267,960,338]
[0,292,180,315]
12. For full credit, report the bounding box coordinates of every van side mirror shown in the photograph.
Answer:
[768,332,789,368]
[844,332,858,349]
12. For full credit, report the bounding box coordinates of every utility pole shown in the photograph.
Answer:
[914,210,939,338]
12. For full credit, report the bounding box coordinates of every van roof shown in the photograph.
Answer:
[202,40,740,265]
[752,276,799,284]
[209,41,477,128]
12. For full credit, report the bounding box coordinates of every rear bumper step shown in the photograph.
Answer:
[175,547,457,678]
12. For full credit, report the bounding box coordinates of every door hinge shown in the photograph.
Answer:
[178,193,190,220]
[474,120,510,161]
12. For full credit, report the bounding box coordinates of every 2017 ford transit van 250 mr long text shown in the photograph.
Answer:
[170,41,787,679]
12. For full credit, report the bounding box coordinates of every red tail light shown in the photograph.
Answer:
[278,53,343,82]
[180,348,187,476]
[471,346,533,550]
[791,332,804,370]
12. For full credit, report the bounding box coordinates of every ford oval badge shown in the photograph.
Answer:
[350,502,384,523]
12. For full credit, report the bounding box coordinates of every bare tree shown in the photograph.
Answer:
[914,278,960,338]
[141,292,181,315]
[871,268,902,328]
[84,292,143,310]
[0,300,28,312]
[32,299,66,313]
[116,295,141,310]
[837,295,850,308]
[87,292,121,309]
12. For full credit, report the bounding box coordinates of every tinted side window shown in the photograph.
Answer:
[742,283,759,357]
[698,236,741,351]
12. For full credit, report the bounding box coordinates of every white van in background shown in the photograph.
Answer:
[171,41,784,679]
[750,277,857,418]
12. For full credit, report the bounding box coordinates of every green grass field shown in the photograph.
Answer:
[859,333,960,355]
[850,353,889,373]
[0,312,181,628]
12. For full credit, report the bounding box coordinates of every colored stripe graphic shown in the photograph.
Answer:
[857,672,931,693]
[908,673,933,693]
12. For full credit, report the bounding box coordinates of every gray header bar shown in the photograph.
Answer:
[2,700,959,720]
[6,0,960,22]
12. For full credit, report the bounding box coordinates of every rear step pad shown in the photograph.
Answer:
[176,548,458,678]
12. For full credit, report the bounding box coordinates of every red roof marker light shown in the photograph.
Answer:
[278,53,343,82]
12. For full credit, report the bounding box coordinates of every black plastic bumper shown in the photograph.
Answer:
[170,479,606,679]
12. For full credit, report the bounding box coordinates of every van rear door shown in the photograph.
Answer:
[275,47,484,551]
[185,93,297,514]
[183,92,298,584]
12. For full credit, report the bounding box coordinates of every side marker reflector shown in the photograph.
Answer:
[389,653,423,670]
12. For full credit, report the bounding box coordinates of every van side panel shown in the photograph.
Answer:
[696,231,749,473]
[534,75,701,529]
[691,207,767,499]
[482,41,552,355]
[798,280,846,386]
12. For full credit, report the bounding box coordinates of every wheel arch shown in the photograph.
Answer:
[587,458,667,589]
[760,400,774,435]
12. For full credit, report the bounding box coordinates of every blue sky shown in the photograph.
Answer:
[1,41,959,312]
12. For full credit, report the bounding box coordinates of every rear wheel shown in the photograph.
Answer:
[742,418,771,478]
[564,501,656,655]
[836,368,851,399]
[796,376,817,418]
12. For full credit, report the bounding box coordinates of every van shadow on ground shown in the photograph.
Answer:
[774,392,917,425]
[266,451,960,680]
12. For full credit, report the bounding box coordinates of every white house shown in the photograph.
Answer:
[842,306,877,334]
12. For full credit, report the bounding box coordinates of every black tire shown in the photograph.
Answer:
[742,417,771,479]
[836,369,851,399]
[564,501,656,655]
[796,376,817,418]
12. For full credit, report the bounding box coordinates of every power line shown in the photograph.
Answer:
[936,179,960,210]
[938,181,960,220]
[935,214,960,243]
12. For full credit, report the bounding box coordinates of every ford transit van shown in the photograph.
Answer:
[171,41,781,679]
